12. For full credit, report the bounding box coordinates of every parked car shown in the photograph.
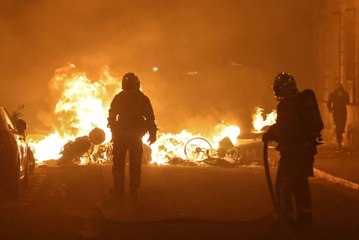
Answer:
[0,106,33,199]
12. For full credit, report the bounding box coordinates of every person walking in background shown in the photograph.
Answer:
[327,83,350,150]
[108,72,157,195]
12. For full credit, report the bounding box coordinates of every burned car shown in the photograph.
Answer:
[0,106,33,198]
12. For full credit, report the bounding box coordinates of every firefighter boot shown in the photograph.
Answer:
[297,210,312,231]
[110,176,125,196]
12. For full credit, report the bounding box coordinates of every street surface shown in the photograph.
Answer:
[0,164,358,240]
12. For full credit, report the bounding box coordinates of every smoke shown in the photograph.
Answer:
[0,0,315,133]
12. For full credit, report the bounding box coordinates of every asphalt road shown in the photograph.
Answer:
[0,165,358,240]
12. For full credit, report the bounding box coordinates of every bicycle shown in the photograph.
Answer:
[183,137,241,165]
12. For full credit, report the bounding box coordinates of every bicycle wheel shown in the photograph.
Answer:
[184,137,213,161]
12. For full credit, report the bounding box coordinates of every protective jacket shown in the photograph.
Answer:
[269,89,323,176]
[277,90,322,152]
[108,90,156,137]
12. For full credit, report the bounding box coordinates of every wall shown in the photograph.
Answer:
[313,0,359,147]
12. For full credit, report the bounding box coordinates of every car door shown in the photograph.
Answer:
[0,107,27,181]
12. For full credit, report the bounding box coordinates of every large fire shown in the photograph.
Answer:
[29,65,275,166]
[29,64,119,163]
[149,124,240,165]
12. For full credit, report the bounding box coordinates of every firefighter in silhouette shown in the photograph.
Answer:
[263,72,323,230]
[327,83,350,150]
[108,72,157,195]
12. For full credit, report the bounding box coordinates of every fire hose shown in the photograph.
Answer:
[262,139,279,212]
[262,139,296,239]
[97,141,281,225]
[96,141,294,239]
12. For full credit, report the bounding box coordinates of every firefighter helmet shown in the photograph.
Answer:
[122,72,140,91]
[272,72,298,100]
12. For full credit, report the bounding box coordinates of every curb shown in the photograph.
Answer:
[314,168,359,191]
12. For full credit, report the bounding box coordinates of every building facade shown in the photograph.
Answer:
[313,0,359,146]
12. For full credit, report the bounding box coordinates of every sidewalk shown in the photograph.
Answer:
[314,144,359,189]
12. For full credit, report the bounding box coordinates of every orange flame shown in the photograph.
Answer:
[29,65,270,166]
[252,107,277,132]
[149,123,240,165]
[29,64,121,162]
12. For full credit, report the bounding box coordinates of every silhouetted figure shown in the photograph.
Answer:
[263,72,323,231]
[108,72,157,195]
[327,83,350,150]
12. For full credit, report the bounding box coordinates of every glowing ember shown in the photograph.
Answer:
[252,107,277,132]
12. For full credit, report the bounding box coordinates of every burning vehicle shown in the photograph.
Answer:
[0,106,35,198]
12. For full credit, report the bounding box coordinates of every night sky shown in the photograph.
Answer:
[0,0,315,134]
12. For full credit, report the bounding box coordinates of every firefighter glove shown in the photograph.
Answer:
[262,124,278,142]
[147,131,157,145]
